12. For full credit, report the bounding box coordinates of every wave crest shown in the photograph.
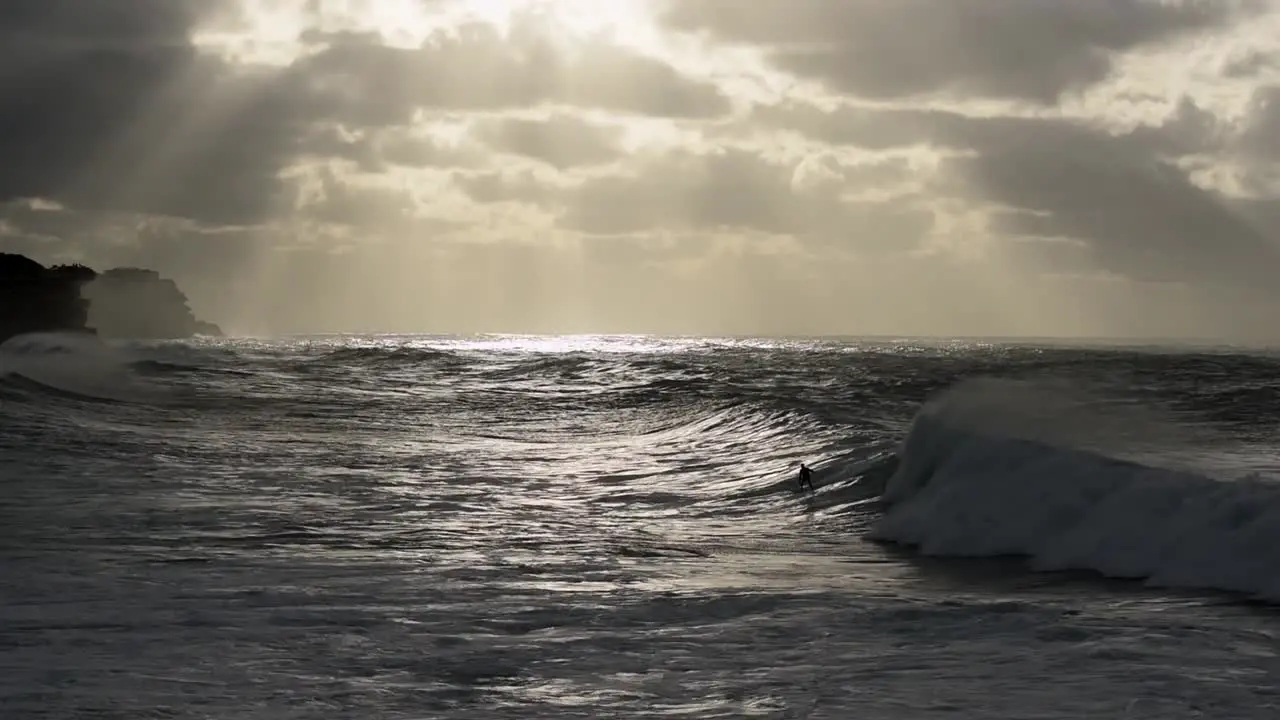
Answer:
[0,332,166,403]
[872,379,1280,600]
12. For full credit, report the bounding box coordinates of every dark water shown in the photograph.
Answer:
[2,333,1279,719]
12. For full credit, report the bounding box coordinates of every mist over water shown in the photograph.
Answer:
[3,333,1280,718]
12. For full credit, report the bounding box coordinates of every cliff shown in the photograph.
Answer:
[81,267,223,340]
[0,253,222,344]
[0,253,92,344]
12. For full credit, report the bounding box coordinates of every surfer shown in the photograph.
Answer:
[797,463,814,491]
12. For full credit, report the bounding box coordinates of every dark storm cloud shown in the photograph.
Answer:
[662,0,1253,103]
[0,5,726,228]
[1222,50,1280,78]
[297,166,416,228]
[0,0,201,48]
[759,97,1220,160]
[0,200,81,238]
[562,149,829,235]
[1231,195,1280,235]
[0,0,302,225]
[1124,97,1224,158]
[298,124,485,171]
[762,82,1280,291]
[292,23,731,120]
[297,125,384,171]
[377,131,485,169]
[474,115,623,169]
[934,121,1280,292]
[1237,85,1280,160]
[454,169,565,206]
[947,148,1275,282]
[0,199,261,282]
[559,148,933,253]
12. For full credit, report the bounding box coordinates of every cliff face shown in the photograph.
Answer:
[0,254,221,344]
[82,267,223,340]
[0,253,92,344]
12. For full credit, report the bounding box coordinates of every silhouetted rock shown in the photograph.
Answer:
[0,253,221,344]
[49,263,98,286]
[192,320,223,336]
[83,267,222,339]
[0,253,92,344]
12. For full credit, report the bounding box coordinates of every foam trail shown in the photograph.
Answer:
[872,379,1280,600]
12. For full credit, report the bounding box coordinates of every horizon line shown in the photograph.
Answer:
[204,331,1280,349]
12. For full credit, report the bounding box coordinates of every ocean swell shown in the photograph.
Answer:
[0,332,158,404]
[871,379,1280,600]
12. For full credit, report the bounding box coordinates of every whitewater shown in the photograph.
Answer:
[2,333,1279,718]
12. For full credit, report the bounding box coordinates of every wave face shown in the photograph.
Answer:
[873,378,1280,599]
[6,332,1280,716]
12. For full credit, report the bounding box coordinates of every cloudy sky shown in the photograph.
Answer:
[3,0,1280,339]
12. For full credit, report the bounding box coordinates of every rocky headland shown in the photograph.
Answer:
[0,253,222,344]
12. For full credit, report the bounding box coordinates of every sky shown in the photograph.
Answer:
[2,0,1280,339]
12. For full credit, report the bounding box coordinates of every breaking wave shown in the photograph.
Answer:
[871,378,1280,600]
[0,332,161,403]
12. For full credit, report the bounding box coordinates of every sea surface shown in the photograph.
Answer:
[2,332,1280,719]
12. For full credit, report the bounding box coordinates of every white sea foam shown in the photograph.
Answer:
[873,378,1280,599]
[0,331,162,403]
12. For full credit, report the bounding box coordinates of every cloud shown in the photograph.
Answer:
[0,4,727,229]
[293,165,417,228]
[758,97,1220,158]
[474,114,624,169]
[559,147,933,248]
[0,4,299,225]
[291,22,730,120]
[749,83,1280,294]
[0,0,203,47]
[1237,85,1280,160]
[454,167,567,207]
[942,142,1280,289]
[4,0,1280,339]
[298,123,486,171]
[661,0,1255,103]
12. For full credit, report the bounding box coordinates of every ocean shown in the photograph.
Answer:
[2,332,1279,718]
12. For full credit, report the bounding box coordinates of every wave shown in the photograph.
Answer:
[0,371,133,405]
[0,332,170,404]
[316,345,465,368]
[23,332,1280,604]
[870,378,1280,601]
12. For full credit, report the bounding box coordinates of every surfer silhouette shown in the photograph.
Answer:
[797,463,814,491]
